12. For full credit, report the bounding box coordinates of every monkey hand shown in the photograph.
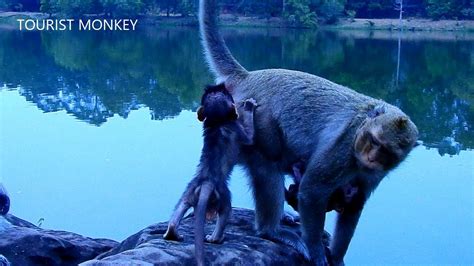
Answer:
[309,245,330,266]
[241,98,257,111]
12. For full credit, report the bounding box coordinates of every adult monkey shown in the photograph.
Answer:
[198,0,419,264]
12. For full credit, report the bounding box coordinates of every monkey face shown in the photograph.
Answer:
[355,111,418,171]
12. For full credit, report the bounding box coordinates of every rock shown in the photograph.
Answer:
[82,208,327,266]
[0,255,10,266]
[0,184,9,215]
[0,215,118,265]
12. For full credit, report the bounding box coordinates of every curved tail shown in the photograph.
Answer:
[194,181,214,266]
[199,0,248,82]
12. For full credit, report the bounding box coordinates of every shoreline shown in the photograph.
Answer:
[1,12,474,32]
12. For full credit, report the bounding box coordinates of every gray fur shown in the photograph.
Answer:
[199,0,248,83]
[198,1,418,265]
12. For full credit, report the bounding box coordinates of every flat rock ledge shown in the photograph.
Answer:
[0,215,117,265]
[1,208,313,265]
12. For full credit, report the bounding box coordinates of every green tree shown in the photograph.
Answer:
[345,0,394,17]
[425,0,473,19]
[319,0,345,23]
[284,0,318,27]
[100,0,144,17]
[40,0,56,17]
[177,0,197,16]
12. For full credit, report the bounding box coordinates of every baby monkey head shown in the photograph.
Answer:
[197,84,238,125]
[355,104,418,172]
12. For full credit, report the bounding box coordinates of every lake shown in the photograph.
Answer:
[0,27,472,264]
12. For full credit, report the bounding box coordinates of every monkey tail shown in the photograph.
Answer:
[199,0,248,82]
[194,181,214,266]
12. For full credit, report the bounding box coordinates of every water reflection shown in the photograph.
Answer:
[0,28,472,154]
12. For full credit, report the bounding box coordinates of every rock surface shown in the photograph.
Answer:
[82,208,313,265]
[1,208,327,265]
[0,214,118,266]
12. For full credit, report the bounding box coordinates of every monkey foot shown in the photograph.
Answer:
[163,228,184,242]
[205,234,224,244]
[281,211,300,226]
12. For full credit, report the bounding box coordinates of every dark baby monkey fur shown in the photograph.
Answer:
[163,84,257,266]
[199,0,419,265]
[285,161,358,214]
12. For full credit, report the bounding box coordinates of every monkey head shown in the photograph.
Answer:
[197,83,238,125]
[354,105,418,171]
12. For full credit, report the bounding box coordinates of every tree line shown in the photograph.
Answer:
[0,0,473,26]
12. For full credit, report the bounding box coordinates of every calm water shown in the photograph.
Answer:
[0,27,473,264]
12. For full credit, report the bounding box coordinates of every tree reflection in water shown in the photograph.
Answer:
[0,28,472,155]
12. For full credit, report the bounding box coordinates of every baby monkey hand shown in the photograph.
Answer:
[241,98,257,111]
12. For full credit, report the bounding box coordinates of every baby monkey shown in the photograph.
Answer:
[285,161,359,213]
[163,83,257,266]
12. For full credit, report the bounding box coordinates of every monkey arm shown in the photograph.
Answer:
[298,143,353,265]
[330,178,380,265]
[299,177,335,265]
[330,207,362,266]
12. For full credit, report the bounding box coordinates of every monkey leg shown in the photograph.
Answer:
[330,186,368,266]
[299,186,330,266]
[329,210,361,266]
[244,153,310,259]
[205,198,231,244]
[163,200,191,241]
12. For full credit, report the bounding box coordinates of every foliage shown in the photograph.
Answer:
[0,0,473,26]
[345,0,394,18]
[284,0,318,27]
[100,0,145,17]
[425,0,473,19]
[178,0,197,16]
[319,0,345,23]
[40,0,55,16]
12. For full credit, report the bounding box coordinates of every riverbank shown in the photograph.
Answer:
[1,11,474,31]
[326,18,474,31]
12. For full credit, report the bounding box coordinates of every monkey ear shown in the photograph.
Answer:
[229,104,239,120]
[396,117,408,129]
[197,106,206,121]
